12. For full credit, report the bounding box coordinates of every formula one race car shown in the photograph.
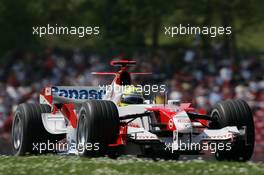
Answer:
[12,60,255,161]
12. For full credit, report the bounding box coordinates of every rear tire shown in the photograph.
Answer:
[210,99,255,161]
[12,103,65,155]
[76,100,119,156]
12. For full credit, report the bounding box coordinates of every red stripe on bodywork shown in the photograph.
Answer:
[109,123,127,146]
[61,103,78,128]
[40,86,53,105]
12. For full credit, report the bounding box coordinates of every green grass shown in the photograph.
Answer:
[0,155,263,175]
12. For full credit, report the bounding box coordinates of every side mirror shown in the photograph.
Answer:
[144,100,150,104]
[168,100,181,106]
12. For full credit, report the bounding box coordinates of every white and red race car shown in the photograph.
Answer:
[12,60,255,161]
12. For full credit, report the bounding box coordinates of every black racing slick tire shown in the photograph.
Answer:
[210,99,255,161]
[12,103,65,155]
[76,100,119,156]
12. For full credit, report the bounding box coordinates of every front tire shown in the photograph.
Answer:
[76,100,119,156]
[210,99,255,161]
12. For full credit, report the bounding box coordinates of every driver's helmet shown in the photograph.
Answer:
[119,86,144,106]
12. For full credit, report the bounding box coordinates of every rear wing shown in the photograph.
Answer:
[40,86,106,106]
[91,60,151,85]
[110,60,136,67]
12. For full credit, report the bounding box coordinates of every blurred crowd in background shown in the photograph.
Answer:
[0,43,264,159]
